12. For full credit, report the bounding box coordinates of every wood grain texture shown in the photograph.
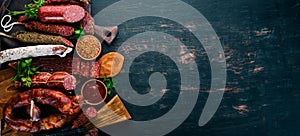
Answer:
[92,0,300,136]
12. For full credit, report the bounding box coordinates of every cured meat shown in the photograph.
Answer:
[18,15,30,22]
[31,72,52,88]
[11,31,74,47]
[8,58,102,78]
[23,21,75,37]
[4,89,80,133]
[47,72,76,91]
[81,12,94,35]
[0,45,73,64]
[16,72,76,91]
[45,0,90,6]
[81,61,89,77]
[38,5,85,23]
[85,106,97,118]
[71,112,89,129]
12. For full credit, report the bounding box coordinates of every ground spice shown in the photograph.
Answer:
[76,35,101,60]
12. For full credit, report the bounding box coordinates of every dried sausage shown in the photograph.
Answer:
[16,72,76,91]
[46,72,76,91]
[23,21,75,37]
[45,0,90,6]
[11,31,74,47]
[71,112,89,129]
[38,5,85,23]
[0,45,73,64]
[8,58,101,78]
[31,72,52,88]
[81,12,94,35]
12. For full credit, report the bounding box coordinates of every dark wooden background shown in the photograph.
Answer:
[91,0,300,136]
[0,0,298,135]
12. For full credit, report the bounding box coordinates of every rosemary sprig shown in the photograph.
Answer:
[12,58,40,87]
[8,0,45,19]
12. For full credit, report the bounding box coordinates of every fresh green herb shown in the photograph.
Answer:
[71,25,85,40]
[103,75,117,95]
[8,0,45,19]
[12,58,40,87]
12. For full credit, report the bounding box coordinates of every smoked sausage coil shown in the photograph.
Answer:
[4,89,80,133]
[38,5,85,23]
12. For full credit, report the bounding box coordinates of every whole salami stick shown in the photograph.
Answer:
[0,31,74,47]
[23,21,75,36]
[0,45,73,64]
[38,5,85,23]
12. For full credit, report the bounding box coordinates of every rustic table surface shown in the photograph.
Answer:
[0,0,299,136]
[92,0,300,136]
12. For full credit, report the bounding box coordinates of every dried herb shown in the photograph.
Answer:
[12,58,40,87]
[103,75,117,95]
[8,0,45,19]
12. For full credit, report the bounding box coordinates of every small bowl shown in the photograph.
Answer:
[76,35,102,60]
[81,79,107,105]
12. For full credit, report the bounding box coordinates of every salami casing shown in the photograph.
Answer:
[38,5,85,23]
[0,45,73,64]
[16,72,77,91]
[46,72,76,91]
[24,21,75,37]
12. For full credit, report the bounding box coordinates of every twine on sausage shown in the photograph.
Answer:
[0,15,21,32]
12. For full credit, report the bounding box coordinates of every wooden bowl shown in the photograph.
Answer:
[81,79,107,105]
[76,35,102,60]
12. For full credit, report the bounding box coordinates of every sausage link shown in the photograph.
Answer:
[46,72,76,91]
[31,72,52,88]
[16,72,76,91]
[24,21,75,37]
